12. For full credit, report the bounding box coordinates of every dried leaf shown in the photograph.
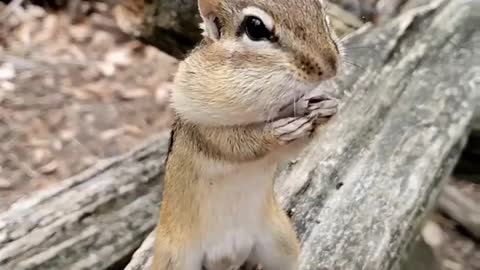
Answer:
[0,81,15,92]
[117,88,149,100]
[39,160,59,175]
[123,124,142,136]
[155,82,172,105]
[97,61,116,77]
[70,88,95,100]
[34,14,59,44]
[100,128,124,141]
[60,129,76,142]
[33,148,52,165]
[0,178,12,189]
[52,139,63,151]
[70,22,91,43]
[106,47,132,67]
[0,63,16,80]
[82,156,97,167]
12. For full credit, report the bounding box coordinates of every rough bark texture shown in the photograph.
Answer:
[0,0,478,270]
[0,135,169,270]
[140,0,202,59]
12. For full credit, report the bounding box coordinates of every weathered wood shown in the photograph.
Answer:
[139,0,202,59]
[126,0,479,269]
[0,136,169,270]
[0,0,478,270]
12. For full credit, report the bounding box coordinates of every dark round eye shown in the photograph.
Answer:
[244,16,273,41]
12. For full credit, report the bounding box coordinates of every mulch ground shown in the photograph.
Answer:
[0,2,177,206]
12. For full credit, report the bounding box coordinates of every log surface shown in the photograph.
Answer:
[0,0,479,270]
[0,136,169,270]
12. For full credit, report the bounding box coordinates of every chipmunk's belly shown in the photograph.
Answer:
[202,228,256,270]
[198,158,277,269]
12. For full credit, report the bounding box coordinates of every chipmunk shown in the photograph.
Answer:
[152,0,342,269]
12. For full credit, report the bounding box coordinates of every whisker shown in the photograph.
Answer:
[341,46,377,51]
[343,60,367,72]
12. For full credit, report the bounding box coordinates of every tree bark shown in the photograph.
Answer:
[0,136,169,270]
[139,0,203,59]
[0,0,478,269]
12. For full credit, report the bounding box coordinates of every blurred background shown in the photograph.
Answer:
[0,0,478,269]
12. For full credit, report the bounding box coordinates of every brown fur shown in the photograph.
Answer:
[152,0,341,269]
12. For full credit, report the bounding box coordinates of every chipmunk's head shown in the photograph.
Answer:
[171,0,342,126]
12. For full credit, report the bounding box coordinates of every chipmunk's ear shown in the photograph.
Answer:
[198,0,221,40]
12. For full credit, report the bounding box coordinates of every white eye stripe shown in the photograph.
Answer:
[241,6,274,31]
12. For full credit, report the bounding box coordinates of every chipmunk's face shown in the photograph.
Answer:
[171,0,342,126]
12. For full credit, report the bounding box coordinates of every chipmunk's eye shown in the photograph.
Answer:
[244,16,273,41]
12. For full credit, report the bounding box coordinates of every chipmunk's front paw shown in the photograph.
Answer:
[270,95,339,143]
[270,115,315,143]
[306,94,339,125]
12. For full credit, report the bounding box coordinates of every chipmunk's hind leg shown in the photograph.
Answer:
[151,234,202,270]
[248,211,300,270]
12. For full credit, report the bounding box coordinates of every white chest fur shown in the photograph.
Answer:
[196,157,278,269]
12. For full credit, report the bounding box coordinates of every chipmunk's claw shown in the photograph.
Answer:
[307,95,339,125]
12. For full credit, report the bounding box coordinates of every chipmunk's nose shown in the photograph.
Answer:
[295,50,339,82]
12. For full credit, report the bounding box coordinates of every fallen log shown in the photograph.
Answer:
[0,0,478,270]
[0,136,169,270]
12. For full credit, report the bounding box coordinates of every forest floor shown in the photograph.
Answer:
[0,2,478,270]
